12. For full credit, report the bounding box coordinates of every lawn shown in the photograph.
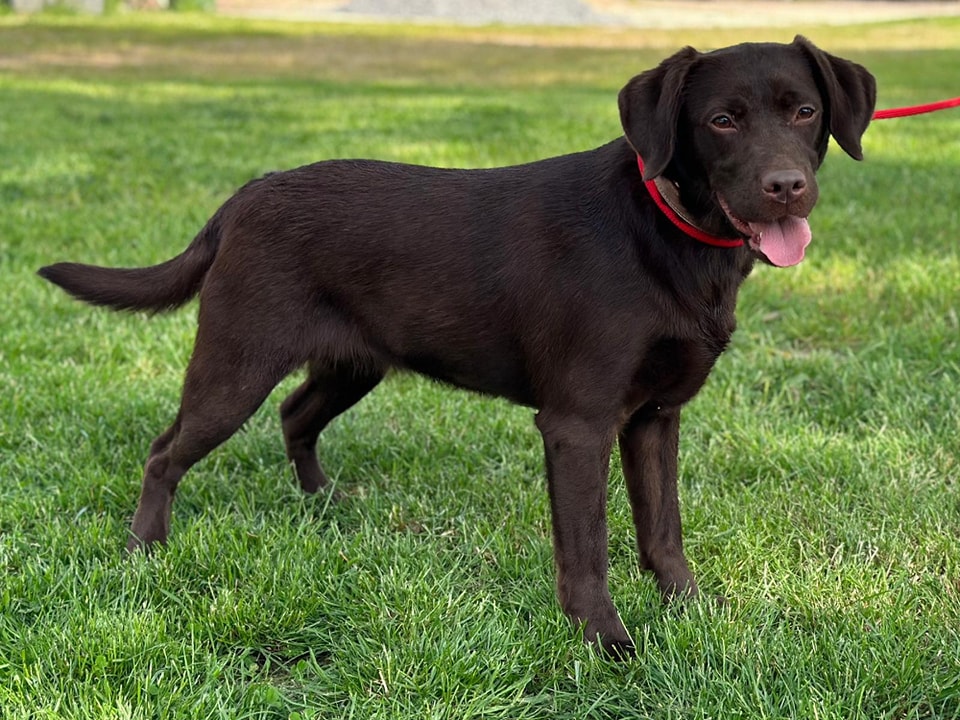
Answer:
[1,10,959,719]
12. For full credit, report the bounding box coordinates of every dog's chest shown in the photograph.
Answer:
[630,315,734,410]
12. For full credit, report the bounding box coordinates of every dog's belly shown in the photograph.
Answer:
[400,347,535,406]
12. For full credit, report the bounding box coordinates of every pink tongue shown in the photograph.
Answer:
[748,216,812,267]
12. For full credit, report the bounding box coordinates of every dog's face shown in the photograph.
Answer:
[680,44,825,226]
[619,36,876,266]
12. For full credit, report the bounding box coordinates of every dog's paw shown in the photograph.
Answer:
[598,636,637,662]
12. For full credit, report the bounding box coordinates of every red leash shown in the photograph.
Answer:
[873,97,960,119]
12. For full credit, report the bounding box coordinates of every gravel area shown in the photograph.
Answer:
[341,0,611,26]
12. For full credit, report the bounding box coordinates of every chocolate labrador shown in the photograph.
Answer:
[39,36,875,657]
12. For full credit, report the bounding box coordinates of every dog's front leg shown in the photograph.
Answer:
[618,405,698,601]
[535,411,633,657]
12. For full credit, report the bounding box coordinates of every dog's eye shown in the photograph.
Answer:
[710,114,735,131]
[796,106,817,121]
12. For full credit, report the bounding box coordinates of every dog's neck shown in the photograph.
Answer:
[638,156,744,248]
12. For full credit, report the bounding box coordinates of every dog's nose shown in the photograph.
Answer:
[762,170,807,203]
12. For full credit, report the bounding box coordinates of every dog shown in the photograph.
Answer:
[39,36,875,657]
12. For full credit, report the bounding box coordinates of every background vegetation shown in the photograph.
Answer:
[1,12,958,719]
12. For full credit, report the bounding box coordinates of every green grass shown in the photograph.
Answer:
[2,12,960,719]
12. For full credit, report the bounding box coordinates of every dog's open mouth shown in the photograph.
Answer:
[718,197,812,267]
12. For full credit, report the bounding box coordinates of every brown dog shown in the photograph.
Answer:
[39,36,875,657]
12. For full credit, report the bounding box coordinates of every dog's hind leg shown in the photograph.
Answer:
[280,363,384,493]
[127,322,295,552]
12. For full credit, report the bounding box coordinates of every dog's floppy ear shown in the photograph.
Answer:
[793,35,877,161]
[618,46,700,180]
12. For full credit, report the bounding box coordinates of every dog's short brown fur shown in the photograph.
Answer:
[39,37,875,657]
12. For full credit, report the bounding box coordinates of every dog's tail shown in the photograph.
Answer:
[38,208,224,314]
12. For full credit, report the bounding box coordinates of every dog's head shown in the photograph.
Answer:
[619,36,876,266]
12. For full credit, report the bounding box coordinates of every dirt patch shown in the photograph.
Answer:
[216,0,960,28]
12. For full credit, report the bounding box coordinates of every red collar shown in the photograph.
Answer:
[637,155,744,249]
